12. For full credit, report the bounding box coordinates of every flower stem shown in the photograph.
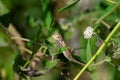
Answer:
[73,21,120,80]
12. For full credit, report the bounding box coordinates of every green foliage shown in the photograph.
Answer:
[86,39,92,62]
[45,11,52,27]
[1,0,120,80]
[0,1,9,16]
[41,0,49,12]
[44,59,58,70]
[0,24,17,80]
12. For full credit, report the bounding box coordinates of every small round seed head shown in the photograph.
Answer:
[83,26,94,39]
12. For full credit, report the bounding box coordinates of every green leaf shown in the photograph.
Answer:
[41,0,49,12]
[86,39,92,62]
[0,24,18,80]
[106,4,116,12]
[28,16,37,28]
[0,1,9,16]
[79,37,87,63]
[60,47,68,52]
[45,11,52,27]
[44,59,57,70]
[86,39,95,70]
[57,0,80,13]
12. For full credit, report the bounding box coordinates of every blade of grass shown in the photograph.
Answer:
[57,0,80,13]
[74,21,120,80]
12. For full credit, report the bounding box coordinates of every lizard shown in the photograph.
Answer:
[52,32,84,66]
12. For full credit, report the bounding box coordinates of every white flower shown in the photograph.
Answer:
[83,26,94,39]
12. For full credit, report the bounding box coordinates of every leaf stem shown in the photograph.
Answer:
[73,21,120,80]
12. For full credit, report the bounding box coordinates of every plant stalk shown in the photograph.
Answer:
[74,21,120,80]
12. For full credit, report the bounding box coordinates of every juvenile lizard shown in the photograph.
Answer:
[52,32,84,66]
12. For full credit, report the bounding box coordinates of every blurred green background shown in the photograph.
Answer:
[0,0,120,80]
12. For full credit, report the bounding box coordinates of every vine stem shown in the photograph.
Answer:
[73,21,120,80]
